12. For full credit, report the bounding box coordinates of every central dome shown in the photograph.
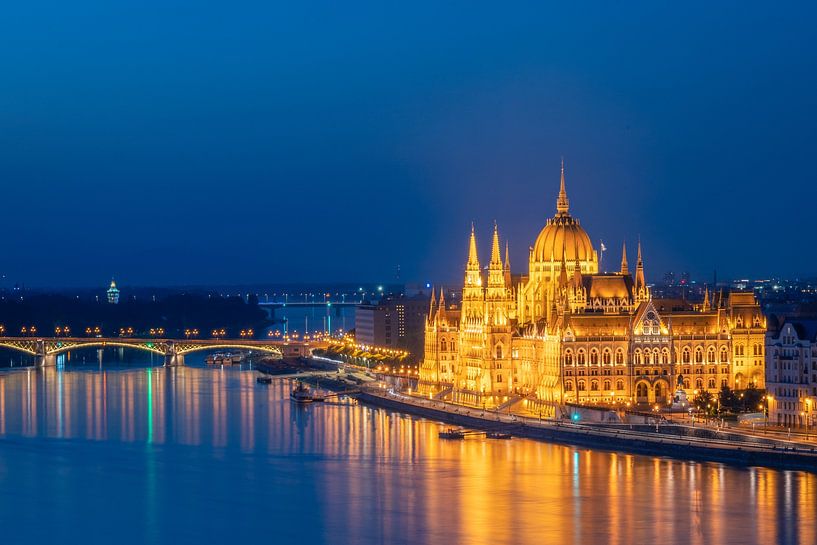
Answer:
[531,162,596,264]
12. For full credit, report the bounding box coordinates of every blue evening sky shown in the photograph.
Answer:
[1,1,816,287]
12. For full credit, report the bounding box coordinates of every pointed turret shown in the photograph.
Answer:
[490,221,502,268]
[634,239,648,302]
[503,241,512,286]
[428,288,437,320]
[467,223,479,271]
[436,287,446,322]
[556,157,570,216]
[572,241,583,289]
[559,244,569,288]
[702,285,711,312]
[620,241,629,275]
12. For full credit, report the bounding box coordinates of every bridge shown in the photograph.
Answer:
[0,337,291,368]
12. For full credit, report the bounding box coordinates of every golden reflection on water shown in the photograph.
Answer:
[0,366,814,545]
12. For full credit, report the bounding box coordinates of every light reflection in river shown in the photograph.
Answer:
[0,366,814,545]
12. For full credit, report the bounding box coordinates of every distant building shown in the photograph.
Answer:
[107,279,120,304]
[765,318,817,428]
[354,294,430,362]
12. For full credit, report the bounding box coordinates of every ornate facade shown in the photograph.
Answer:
[419,164,766,414]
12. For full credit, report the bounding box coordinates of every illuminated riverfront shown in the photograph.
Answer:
[0,364,815,545]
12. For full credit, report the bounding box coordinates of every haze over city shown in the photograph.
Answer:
[2,2,816,287]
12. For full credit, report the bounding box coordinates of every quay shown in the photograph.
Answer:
[354,386,817,473]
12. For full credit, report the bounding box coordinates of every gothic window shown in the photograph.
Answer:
[616,380,624,391]
[578,380,586,391]
[707,347,716,363]
[591,380,599,391]
[578,350,586,365]
[683,379,690,389]
[695,348,703,363]
[634,350,642,365]
[661,349,669,365]
[496,374,503,383]
[708,378,716,389]
[565,381,574,392]
[603,380,611,392]
[565,351,573,365]
[682,348,691,363]
[616,350,624,365]
[720,347,728,363]
[721,378,728,388]
[590,350,599,365]
[735,345,744,356]
[440,340,447,351]
[603,350,611,365]
[495,344,503,359]
[451,341,456,351]
[696,378,703,390]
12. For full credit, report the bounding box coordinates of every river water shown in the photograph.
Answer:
[0,364,814,545]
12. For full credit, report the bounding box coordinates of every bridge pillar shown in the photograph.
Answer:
[34,340,56,368]
[164,344,185,367]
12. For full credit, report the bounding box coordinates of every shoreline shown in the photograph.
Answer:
[354,387,817,473]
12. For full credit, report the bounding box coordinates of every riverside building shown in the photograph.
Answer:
[419,163,766,415]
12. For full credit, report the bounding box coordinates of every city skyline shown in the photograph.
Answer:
[2,2,816,286]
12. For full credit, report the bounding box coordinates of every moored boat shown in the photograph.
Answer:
[438,428,466,439]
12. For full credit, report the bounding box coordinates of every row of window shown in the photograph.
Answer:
[565,377,726,392]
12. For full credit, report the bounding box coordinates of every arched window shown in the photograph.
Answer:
[634,350,642,365]
[683,378,690,389]
[708,378,715,389]
[695,348,703,363]
[496,374,503,383]
[636,383,648,398]
[578,380,586,391]
[495,344,503,359]
[616,380,624,391]
[578,350,586,365]
[753,344,762,356]
[451,341,456,351]
[440,340,447,351]
[591,380,599,391]
[720,347,728,363]
[603,350,611,365]
[603,380,611,392]
[707,347,716,363]
[682,348,691,363]
[565,351,573,365]
[661,349,669,365]
[565,381,574,392]
[589,350,598,365]
[695,378,703,390]
[615,350,623,365]
[721,378,728,388]
[735,344,744,356]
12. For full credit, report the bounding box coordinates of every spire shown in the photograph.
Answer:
[438,287,446,312]
[467,223,479,270]
[559,244,569,287]
[620,241,629,275]
[428,288,437,319]
[573,239,583,288]
[702,285,711,311]
[489,221,502,268]
[556,157,570,216]
[635,238,647,299]
[503,241,512,286]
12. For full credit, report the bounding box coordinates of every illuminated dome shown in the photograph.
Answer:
[531,163,596,265]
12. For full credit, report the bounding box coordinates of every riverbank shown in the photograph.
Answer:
[355,387,817,473]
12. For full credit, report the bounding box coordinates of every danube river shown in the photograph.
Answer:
[0,364,814,545]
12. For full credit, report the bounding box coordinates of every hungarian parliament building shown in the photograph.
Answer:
[418,164,766,414]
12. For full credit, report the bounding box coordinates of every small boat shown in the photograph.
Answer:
[290,381,328,403]
[438,428,466,439]
[256,375,273,384]
[486,432,512,440]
